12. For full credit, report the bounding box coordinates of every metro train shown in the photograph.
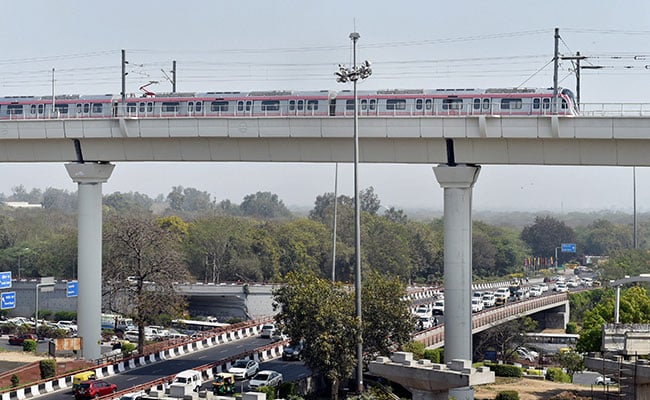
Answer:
[0,87,577,120]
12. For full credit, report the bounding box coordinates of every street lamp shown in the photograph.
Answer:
[35,278,55,336]
[335,31,371,394]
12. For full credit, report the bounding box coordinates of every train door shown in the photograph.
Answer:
[358,98,377,116]
[76,103,91,118]
[237,100,252,116]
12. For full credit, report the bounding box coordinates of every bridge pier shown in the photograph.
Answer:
[66,162,115,360]
[433,163,481,400]
[369,352,494,400]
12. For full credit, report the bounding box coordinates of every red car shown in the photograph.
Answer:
[8,334,38,345]
[74,380,117,399]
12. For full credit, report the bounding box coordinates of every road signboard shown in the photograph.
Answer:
[561,243,576,253]
[1,292,16,309]
[66,281,78,298]
[0,272,11,289]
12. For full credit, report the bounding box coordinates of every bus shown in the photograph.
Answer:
[101,313,135,331]
[524,332,580,353]
[170,319,230,334]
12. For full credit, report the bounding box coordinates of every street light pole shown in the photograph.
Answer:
[335,32,371,394]
[554,246,561,272]
[35,280,55,336]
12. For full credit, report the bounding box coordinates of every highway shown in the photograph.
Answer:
[34,335,311,399]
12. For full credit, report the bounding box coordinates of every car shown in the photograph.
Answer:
[494,288,510,305]
[171,369,203,392]
[248,370,283,389]
[228,359,259,379]
[119,391,146,400]
[482,293,496,308]
[471,298,484,313]
[74,380,117,399]
[554,282,569,292]
[538,283,550,292]
[8,333,38,345]
[282,340,304,361]
[57,320,78,332]
[260,323,276,338]
[595,375,614,385]
[516,348,535,361]
[517,347,539,359]
[529,286,543,297]
[431,300,444,315]
[414,305,431,317]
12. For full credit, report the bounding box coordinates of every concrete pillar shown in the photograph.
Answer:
[433,164,480,400]
[66,162,115,360]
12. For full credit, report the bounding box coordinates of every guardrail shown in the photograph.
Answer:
[0,317,273,400]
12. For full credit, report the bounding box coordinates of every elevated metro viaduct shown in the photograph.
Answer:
[3,112,650,399]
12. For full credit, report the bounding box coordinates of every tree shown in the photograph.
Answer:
[363,215,411,280]
[578,219,632,256]
[558,351,584,376]
[240,191,292,219]
[273,269,358,400]
[360,187,381,215]
[520,216,575,259]
[103,214,189,351]
[104,191,153,213]
[473,316,537,362]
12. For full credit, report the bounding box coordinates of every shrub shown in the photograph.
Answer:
[496,390,519,400]
[526,368,542,376]
[121,342,136,356]
[400,341,425,359]
[545,367,571,383]
[565,322,578,334]
[255,386,275,400]
[10,374,19,387]
[486,363,523,377]
[423,348,444,364]
[39,359,56,379]
[278,381,296,398]
[22,339,37,352]
[54,311,77,322]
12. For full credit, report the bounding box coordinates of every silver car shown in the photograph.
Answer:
[249,370,283,388]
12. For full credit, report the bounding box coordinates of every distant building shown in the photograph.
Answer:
[3,201,42,208]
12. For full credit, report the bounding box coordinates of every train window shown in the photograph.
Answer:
[361,99,367,110]
[91,104,103,114]
[195,101,202,112]
[425,99,432,110]
[386,99,406,110]
[346,100,355,111]
[84,103,90,113]
[127,102,137,113]
[533,98,540,109]
[188,102,194,112]
[289,100,295,111]
[162,102,180,112]
[210,101,229,112]
[483,99,490,110]
[238,101,244,112]
[30,105,36,114]
[561,99,568,109]
[473,99,481,110]
[7,104,23,115]
[298,100,304,111]
[307,100,318,110]
[416,99,423,110]
[500,98,522,110]
[369,99,376,110]
[140,102,147,113]
[442,98,463,110]
[261,100,280,111]
[543,98,551,109]
[55,104,68,114]
[76,104,82,113]
[38,104,44,114]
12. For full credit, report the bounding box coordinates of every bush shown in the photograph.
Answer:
[54,311,77,322]
[486,363,523,377]
[496,390,519,400]
[22,339,37,352]
[278,381,296,398]
[39,359,56,379]
[400,341,425,359]
[255,386,275,400]
[526,368,542,376]
[121,342,136,356]
[565,322,578,334]
[10,374,19,387]
[545,367,571,383]
[423,348,444,364]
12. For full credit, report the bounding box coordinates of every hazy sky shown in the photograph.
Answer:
[1,1,649,212]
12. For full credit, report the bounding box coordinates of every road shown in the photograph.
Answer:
[33,335,311,400]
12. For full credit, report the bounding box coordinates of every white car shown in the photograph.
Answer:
[595,375,614,385]
[431,300,444,315]
[57,320,78,332]
[529,286,543,297]
[471,298,484,313]
[228,359,259,379]
[481,293,495,307]
[538,283,550,292]
[249,370,283,389]
[260,323,276,338]
[554,282,569,292]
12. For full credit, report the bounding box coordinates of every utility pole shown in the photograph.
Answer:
[121,49,128,106]
[561,52,587,109]
[172,60,177,92]
[553,27,559,113]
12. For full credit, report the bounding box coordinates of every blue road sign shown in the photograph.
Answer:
[1,292,16,310]
[0,272,11,289]
[66,281,78,298]
[561,243,576,253]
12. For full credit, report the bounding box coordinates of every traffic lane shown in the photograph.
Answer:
[37,335,272,400]
[201,358,312,394]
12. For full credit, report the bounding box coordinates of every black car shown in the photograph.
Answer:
[282,340,304,361]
